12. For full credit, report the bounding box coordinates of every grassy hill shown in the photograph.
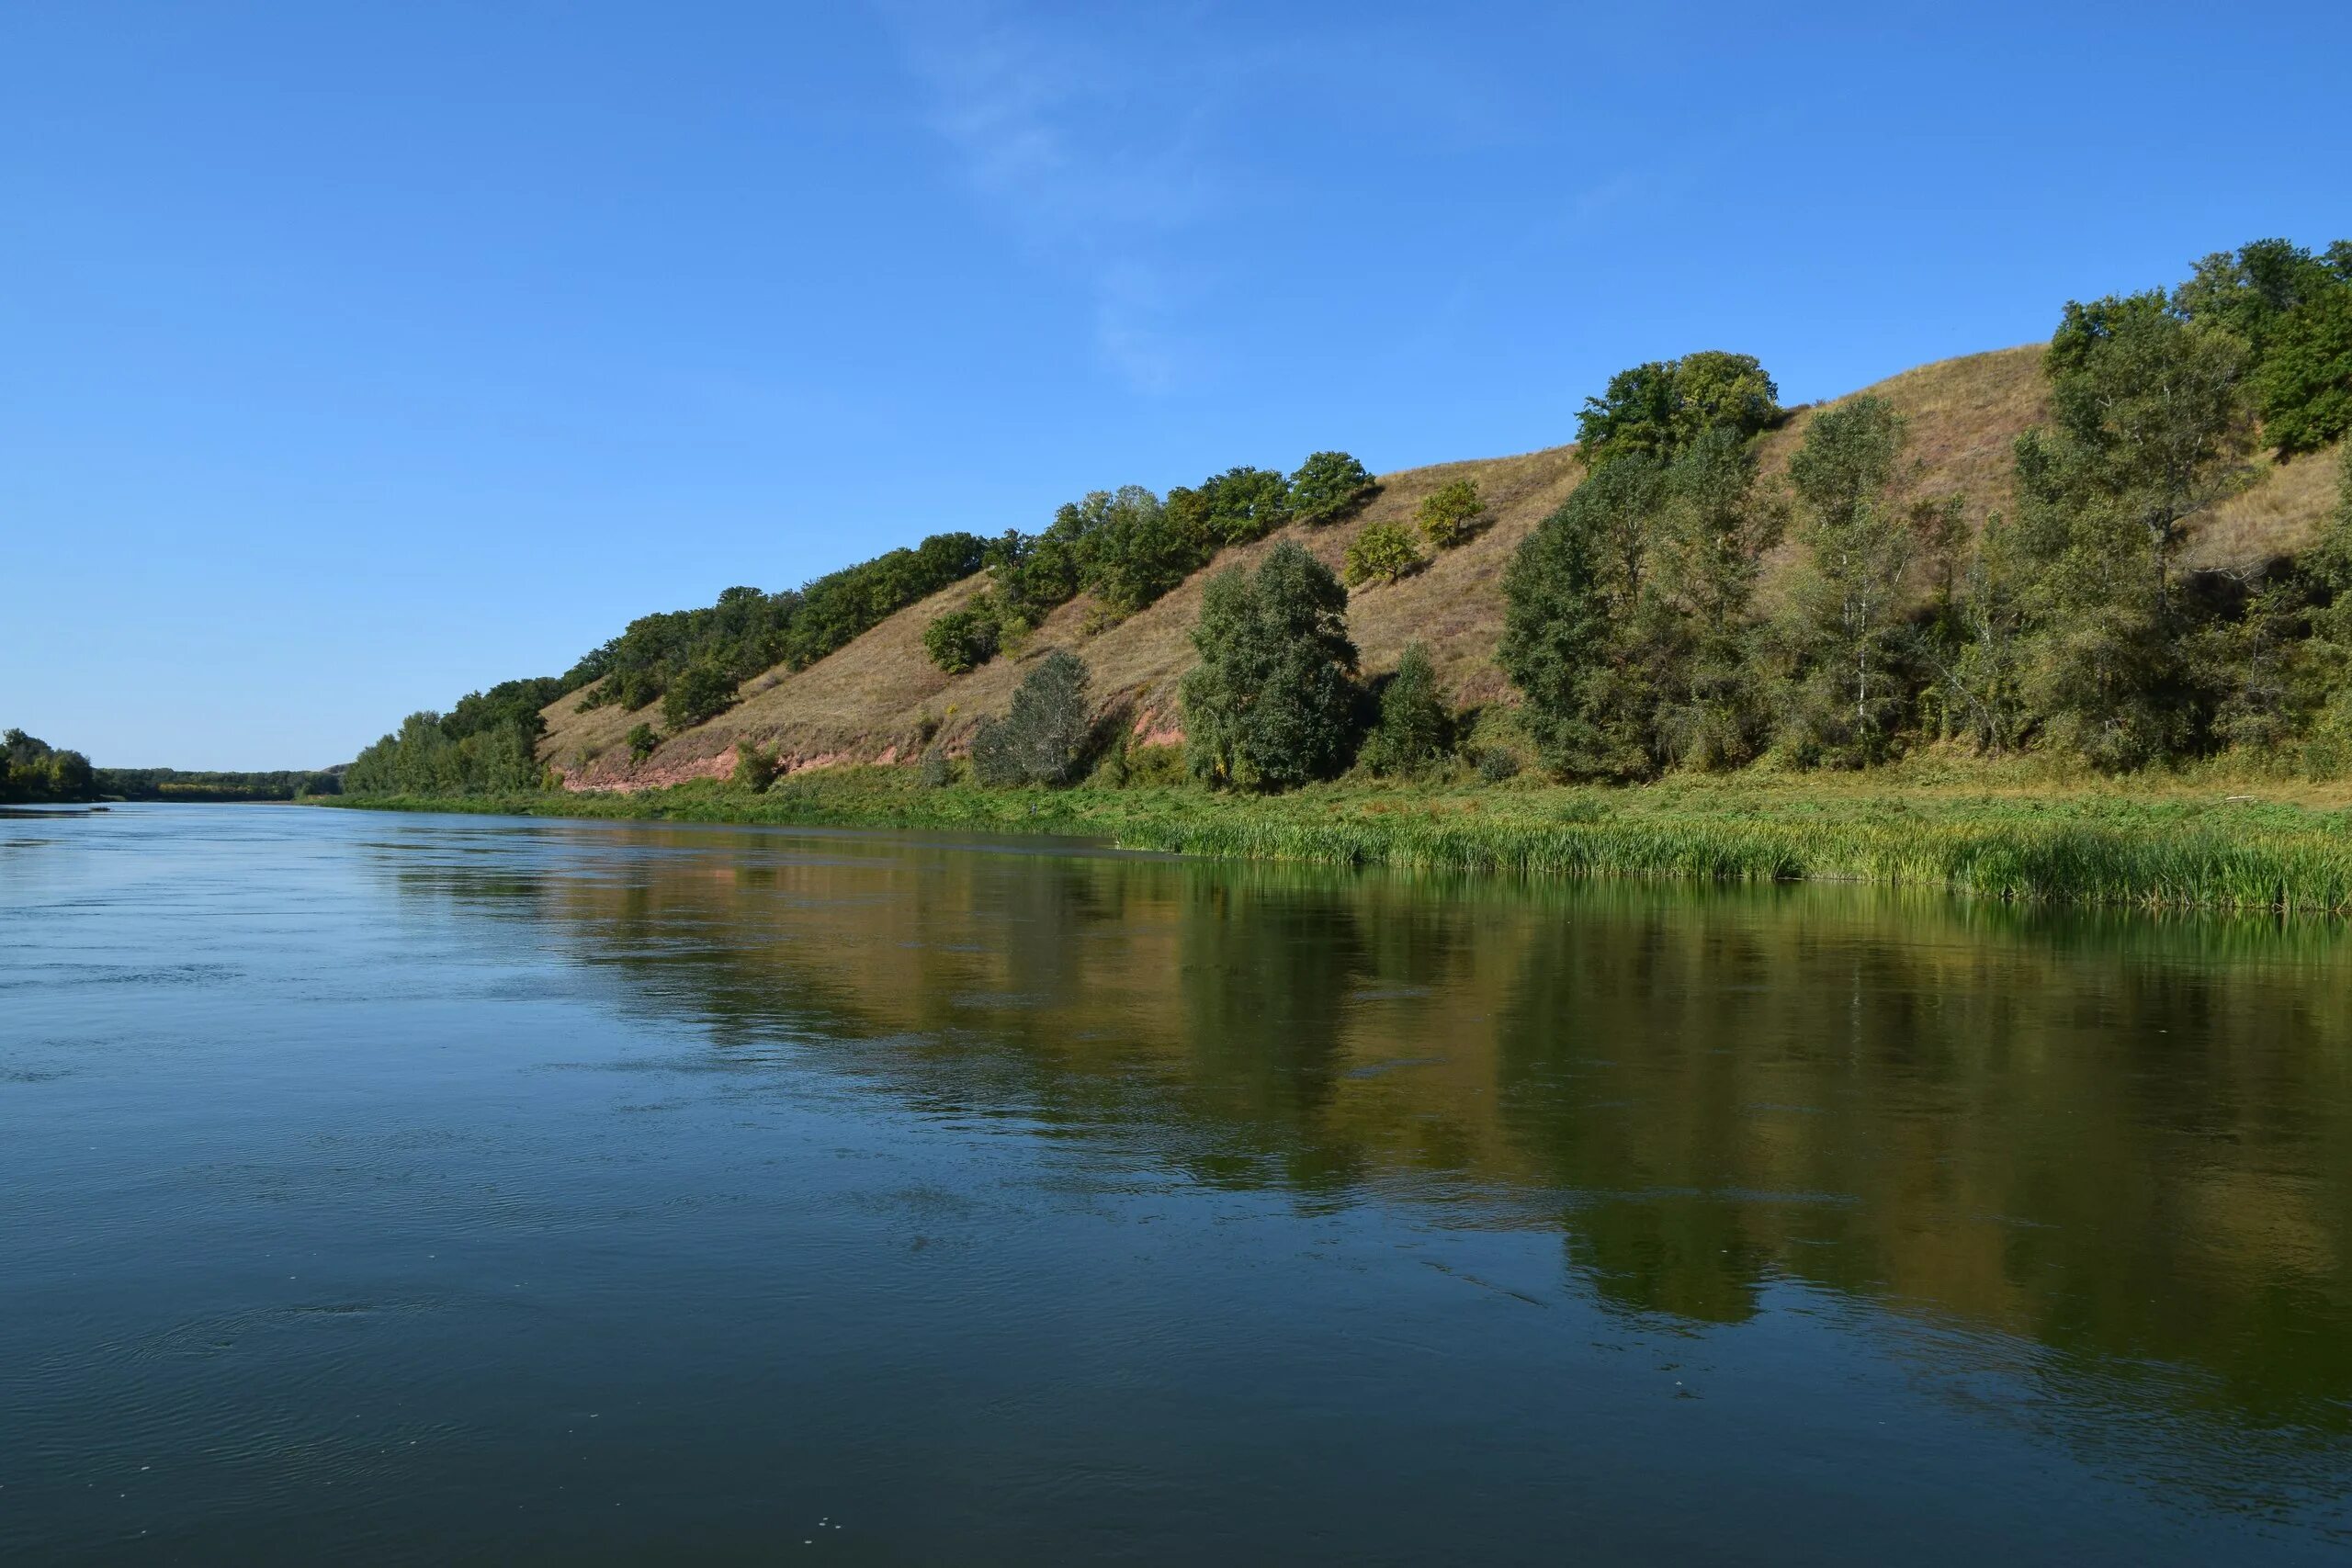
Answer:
[540,344,2345,788]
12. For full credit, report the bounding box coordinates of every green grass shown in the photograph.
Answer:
[319,768,2352,914]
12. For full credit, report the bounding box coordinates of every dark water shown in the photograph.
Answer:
[5,805,2350,1565]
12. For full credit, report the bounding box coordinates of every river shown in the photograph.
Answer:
[4,803,2348,1563]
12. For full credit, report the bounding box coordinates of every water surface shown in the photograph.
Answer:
[4,804,2349,1563]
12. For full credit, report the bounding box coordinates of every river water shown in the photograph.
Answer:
[3,803,2348,1563]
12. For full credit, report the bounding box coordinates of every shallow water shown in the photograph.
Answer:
[4,803,2349,1564]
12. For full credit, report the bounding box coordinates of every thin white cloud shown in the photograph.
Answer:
[875,0,1218,390]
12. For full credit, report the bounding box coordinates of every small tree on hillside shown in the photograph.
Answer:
[2253,285,2352,455]
[1360,643,1453,778]
[662,660,739,730]
[1343,521,1423,587]
[1498,456,1667,778]
[970,649,1094,786]
[1577,352,1781,468]
[924,603,1001,674]
[626,722,659,762]
[1773,395,1939,764]
[1182,540,1360,789]
[1289,451,1378,525]
[1417,479,1487,547]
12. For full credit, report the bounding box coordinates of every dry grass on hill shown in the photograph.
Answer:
[540,344,2344,787]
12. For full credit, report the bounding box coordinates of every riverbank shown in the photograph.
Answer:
[317,764,2352,913]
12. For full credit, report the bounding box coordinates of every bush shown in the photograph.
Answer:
[1418,479,1487,547]
[732,742,780,792]
[1476,747,1522,783]
[1167,467,1293,549]
[1181,540,1361,789]
[627,723,659,762]
[968,649,1094,786]
[1361,643,1453,777]
[1290,451,1377,525]
[1343,521,1423,587]
[923,604,1001,674]
[918,749,954,787]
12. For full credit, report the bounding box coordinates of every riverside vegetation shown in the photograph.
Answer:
[336,239,2352,909]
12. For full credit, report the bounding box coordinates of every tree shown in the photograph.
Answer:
[1498,457,1667,778]
[1289,451,1377,525]
[2253,285,2352,455]
[1773,396,1934,764]
[923,604,1001,674]
[1577,352,1781,468]
[1342,521,1422,587]
[1181,540,1360,789]
[969,649,1094,786]
[627,723,659,762]
[1168,467,1293,549]
[2175,238,2339,357]
[1647,429,1777,768]
[1417,479,1487,547]
[1360,643,1453,777]
[662,660,739,730]
[1081,486,1201,614]
[2012,291,2253,767]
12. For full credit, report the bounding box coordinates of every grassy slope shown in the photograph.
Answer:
[538,344,2343,787]
[327,761,2352,914]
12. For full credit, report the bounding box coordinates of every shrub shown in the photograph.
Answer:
[1418,479,1487,547]
[1476,747,1521,783]
[1167,467,1293,549]
[1343,521,1423,587]
[626,723,659,762]
[1361,643,1453,777]
[732,742,780,792]
[969,649,1095,786]
[918,749,954,787]
[1182,540,1361,789]
[1290,451,1377,525]
[923,604,1001,674]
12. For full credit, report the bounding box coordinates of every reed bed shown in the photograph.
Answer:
[321,774,2352,914]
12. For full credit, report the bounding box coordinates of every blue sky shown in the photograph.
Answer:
[6,2,2348,768]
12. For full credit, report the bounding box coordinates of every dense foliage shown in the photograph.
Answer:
[1181,541,1361,789]
[1,729,96,802]
[1491,235,2352,781]
[1359,643,1453,778]
[924,453,1374,674]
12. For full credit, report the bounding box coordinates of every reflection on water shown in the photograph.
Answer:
[4,806,2349,1564]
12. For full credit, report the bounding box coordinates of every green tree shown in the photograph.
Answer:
[923,603,1001,674]
[627,723,659,762]
[1498,457,1667,777]
[1577,353,1781,468]
[2252,285,2352,455]
[1181,540,1360,789]
[1342,521,1422,586]
[732,742,780,792]
[1773,396,1937,764]
[2012,291,2253,767]
[1360,643,1453,778]
[1289,451,1377,525]
[1417,478,1487,547]
[662,660,739,730]
[2175,238,2340,357]
[1647,429,1777,768]
[969,649,1094,786]
[1168,466,1293,549]
[1081,486,1202,614]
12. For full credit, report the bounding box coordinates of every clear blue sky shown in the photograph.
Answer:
[6,2,2347,769]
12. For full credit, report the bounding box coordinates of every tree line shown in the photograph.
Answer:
[2,729,96,802]
[344,233,2350,798]
[922,452,1376,674]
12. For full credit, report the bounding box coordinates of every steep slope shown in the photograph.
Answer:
[541,344,2341,786]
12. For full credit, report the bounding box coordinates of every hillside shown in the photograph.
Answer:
[540,344,2345,788]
